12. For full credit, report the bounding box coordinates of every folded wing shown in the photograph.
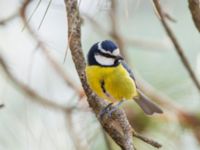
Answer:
[121,61,163,115]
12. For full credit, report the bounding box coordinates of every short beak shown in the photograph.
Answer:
[116,55,124,60]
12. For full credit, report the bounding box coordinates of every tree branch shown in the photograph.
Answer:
[132,130,162,148]
[153,0,200,93]
[0,55,69,111]
[0,13,18,25]
[64,0,135,149]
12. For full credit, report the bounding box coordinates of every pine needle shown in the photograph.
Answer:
[37,0,52,30]
[22,0,42,31]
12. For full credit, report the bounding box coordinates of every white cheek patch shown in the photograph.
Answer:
[95,54,115,66]
[112,48,120,56]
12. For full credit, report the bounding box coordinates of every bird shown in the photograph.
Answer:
[85,40,163,116]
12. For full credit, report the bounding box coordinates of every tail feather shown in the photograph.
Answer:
[135,90,163,115]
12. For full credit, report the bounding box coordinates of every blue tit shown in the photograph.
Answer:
[85,40,163,115]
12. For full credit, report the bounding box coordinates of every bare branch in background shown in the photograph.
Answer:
[109,0,125,57]
[84,14,169,51]
[132,130,161,148]
[188,0,200,32]
[65,111,89,150]
[0,55,69,111]
[178,111,200,143]
[152,0,200,94]
[0,13,18,25]
[150,0,176,23]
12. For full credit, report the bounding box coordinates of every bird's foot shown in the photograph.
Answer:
[99,100,124,119]
[99,103,113,119]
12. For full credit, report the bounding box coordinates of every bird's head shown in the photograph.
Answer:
[87,40,123,67]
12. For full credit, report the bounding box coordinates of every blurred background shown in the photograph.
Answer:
[0,0,200,150]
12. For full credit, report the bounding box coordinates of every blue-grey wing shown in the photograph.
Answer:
[121,61,136,83]
[121,61,163,115]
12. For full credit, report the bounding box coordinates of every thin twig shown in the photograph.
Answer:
[0,13,18,25]
[65,111,89,150]
[188,0,200,32]
[38,0,52,30]
[22,0,42,31]
[153,0,200,93]
[132,130,162,148]
[150,0,176,23]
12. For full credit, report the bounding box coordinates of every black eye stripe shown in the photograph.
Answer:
[97,51,116,59]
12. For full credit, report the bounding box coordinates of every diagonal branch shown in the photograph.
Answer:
[0,55,68,111]
[150,0,176,23]
[153,0,200,93]
[0,12,18,25]
[132,130,162,148]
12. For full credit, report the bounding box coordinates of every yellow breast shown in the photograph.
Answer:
[85,64,137,102]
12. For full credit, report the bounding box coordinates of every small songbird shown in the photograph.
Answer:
[85,40,163,116]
